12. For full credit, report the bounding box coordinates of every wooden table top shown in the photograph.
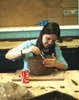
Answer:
[0,39,79,50]
[0,70,79,99]
[58,39,79,48]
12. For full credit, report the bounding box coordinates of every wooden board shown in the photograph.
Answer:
[12,69,64,81]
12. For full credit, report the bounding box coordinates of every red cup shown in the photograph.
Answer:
[21,69,29,83]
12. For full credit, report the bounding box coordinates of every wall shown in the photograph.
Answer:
[0,0,78,27]
[62,0,78,25]
[0,0,78,39]
[0,0,62,27]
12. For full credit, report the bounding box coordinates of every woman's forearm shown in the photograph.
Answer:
[56,61,66,70]
[5,48,31,60]
[5,46,41,60]
[5,50,22,60]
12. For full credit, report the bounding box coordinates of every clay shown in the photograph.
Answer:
[41,86,45,89]
[50,86,55,89]
[60,86,65,88]
[27,55,53,76]
[74,90,79,93]
[0,82,34,100]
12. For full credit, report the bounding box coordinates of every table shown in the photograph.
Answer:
[57,39,79,48]
[0,70,79,99]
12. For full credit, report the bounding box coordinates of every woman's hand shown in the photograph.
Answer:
[43,53,57,67]
[27,45,40,55]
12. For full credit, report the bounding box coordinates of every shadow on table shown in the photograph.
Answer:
[28,91,78,100]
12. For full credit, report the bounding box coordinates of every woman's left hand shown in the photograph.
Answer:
[43,53,57,67]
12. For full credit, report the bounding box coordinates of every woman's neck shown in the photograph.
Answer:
[42,47,49,52]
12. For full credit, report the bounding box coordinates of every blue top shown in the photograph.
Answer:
[11,39,68,70]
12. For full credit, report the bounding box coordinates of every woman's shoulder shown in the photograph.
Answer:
[55,42,60,47]
[24,39,37,46]
[55,42,61,53]
[31,39,37,44]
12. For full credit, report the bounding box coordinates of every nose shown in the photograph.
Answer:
[48,40,53,45]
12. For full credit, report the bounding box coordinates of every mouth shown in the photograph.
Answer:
[44,44,50,48]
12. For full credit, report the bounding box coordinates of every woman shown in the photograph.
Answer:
[5,22,68,70]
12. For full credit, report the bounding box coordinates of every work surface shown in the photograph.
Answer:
[0,70,79,99]
[12,70,64,81]
[0,39,79,49]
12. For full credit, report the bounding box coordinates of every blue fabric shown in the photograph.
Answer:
[11,39,68,70]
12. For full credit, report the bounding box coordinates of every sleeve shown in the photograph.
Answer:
[11,39,37,50]
[11,40,31,50]
[10,40,32,61]
[55,43,68,70]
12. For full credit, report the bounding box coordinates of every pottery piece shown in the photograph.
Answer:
[27,55,53,76]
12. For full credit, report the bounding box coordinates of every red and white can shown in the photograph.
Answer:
[21,69,29,83]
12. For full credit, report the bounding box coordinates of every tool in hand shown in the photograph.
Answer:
[40,53,45,60]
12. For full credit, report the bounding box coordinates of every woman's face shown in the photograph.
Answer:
[42,34,57,49]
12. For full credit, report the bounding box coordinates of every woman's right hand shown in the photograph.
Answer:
[25,45,41,55]
[5,45,40,60]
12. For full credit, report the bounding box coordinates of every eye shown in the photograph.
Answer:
[46,36,56,43]
[47,37,51,40]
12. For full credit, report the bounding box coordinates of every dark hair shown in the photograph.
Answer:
[36,22,60,56]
